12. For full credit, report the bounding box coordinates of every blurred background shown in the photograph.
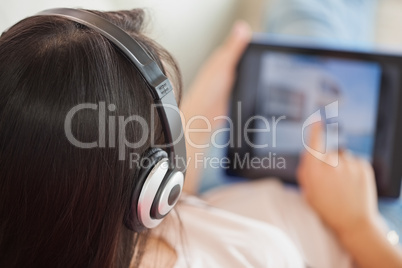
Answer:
[1,0,402,92]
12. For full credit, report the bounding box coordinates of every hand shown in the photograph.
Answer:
[297,122,379,236]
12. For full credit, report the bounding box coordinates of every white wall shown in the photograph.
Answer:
[0,0,241,90]
[0,0,114,32]
[114,0,240,89]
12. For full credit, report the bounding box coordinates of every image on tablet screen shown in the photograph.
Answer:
[254,52,382,161]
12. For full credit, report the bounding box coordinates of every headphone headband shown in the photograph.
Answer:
[37,8,187,174]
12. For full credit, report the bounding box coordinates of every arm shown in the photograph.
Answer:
[297,122,402,268]
[181,22,251,195]
[339,218,402,268]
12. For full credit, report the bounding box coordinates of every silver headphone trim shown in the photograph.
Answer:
[137,158,169,229]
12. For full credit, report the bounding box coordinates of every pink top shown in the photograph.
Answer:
[158,194,305,267]
[155,179,360,267]
[203,179,355,268]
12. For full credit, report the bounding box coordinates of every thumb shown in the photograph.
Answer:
[221,21,252,66]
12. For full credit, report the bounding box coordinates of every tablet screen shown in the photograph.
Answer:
[253,52,382,162]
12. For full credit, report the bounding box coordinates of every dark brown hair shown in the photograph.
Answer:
[0,9,182,267]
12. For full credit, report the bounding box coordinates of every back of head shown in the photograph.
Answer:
[0,9,181,267]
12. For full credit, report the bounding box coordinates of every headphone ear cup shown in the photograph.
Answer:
[124,148,168,232]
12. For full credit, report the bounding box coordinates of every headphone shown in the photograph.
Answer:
[37,8,187,232]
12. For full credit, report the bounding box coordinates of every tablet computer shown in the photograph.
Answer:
[226,34,402,198]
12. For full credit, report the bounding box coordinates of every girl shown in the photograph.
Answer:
[0,8,400,268]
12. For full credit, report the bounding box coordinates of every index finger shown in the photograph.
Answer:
[300,121,324,163]
[308,121,324,155]
[298,121,324,176]
[298,122,326,186]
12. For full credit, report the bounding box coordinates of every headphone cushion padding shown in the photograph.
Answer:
[138,148,169,183]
